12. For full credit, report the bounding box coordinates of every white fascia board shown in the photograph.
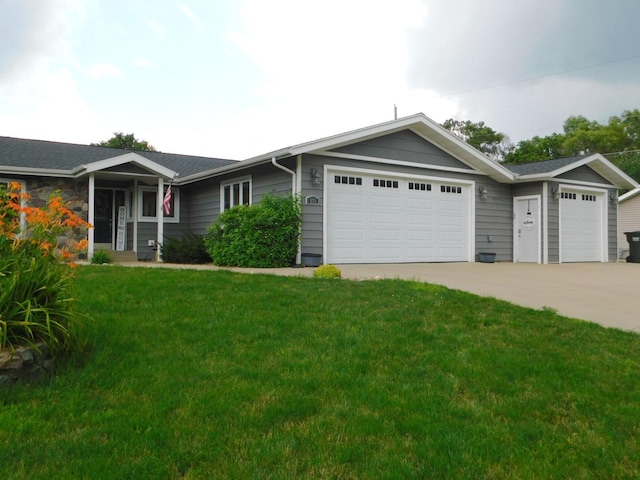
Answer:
[517,154,637,190]
[0,166,76,177]
[81,152,177,179]
[318,151,489,176]
[619,186,640,203]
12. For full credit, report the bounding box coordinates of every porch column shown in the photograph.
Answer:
[133,179,138,255]
[156,177,164,262]
[88,173,95,258]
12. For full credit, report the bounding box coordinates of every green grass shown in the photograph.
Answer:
[2,266,640,479]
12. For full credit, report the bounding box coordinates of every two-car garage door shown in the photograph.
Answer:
[326,170,471,264]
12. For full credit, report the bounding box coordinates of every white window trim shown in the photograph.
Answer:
[220,175,252,212]
[137,185,180,223]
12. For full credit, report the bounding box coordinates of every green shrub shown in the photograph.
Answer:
[161,233,211,264]
[313,264,342,279]
[205,193,302,268]
[91,249,112,265]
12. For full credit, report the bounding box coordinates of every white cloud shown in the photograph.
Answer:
[179,4,203,30]
[87,63,123,79]
[133,57,154,69]
[146,19,166,37]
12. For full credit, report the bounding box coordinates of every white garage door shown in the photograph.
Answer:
[560,190,603,262]
[326,171,470,264]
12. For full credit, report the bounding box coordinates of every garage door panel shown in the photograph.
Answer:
[327,172,470,263]
[560,191,603,262]
[371,229,400,241]
[333,228,365,240]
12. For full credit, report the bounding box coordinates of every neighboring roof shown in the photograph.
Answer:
[505,153,638,190]
[0,136,237,181]
[619,187,640,203]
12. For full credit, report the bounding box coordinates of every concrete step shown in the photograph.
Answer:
[108,250,139,263]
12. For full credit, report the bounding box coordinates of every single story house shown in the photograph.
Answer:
[618,187,640,259]
[1,113,637,264]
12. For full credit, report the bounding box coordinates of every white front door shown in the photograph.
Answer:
[514,196,541,263]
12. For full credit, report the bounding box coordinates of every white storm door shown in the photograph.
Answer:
[514,196,541,263]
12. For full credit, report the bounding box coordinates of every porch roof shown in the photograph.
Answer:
[0,136,237,181]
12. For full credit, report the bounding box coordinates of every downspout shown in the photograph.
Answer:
[271,156,301,264]
[271,156,297,194]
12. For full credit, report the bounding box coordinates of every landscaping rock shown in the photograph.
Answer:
[0,343,54,386]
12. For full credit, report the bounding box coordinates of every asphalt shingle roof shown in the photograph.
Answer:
[503,155,590,176]
[0,136,237,177]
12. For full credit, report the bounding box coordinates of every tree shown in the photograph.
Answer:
[504,133,565,165]
[442,118,513,161]
[92,132,157,152]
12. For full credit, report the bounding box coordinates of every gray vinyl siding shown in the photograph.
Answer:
[299,153,514,262]
[178,162,294,237]
[557,165,613,185]
[474,180,513,262]
[547,183,560,263]
[607,188,617,261]
[332,130,474,170]
[185,179,220,234]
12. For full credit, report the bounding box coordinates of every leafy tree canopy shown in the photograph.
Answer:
[442,118,513,162]
[503,108,640,182]
[92,132,157,152]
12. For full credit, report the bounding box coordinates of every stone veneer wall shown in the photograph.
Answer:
[25,177,90,251]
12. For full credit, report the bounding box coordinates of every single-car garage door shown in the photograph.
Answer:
[560,189,604,262]
[326,170,471,263]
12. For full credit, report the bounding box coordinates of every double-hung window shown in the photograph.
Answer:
[221,176,251,211]
[138,186,180,223]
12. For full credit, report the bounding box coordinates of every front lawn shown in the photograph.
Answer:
[2,266,639,479]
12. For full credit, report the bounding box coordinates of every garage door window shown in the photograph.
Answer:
[373,179,398,188]
[334,175,362,185]
[582,194,596,202]
[561,192,577,200]
[408,182,431,191]
[441,185,462,194]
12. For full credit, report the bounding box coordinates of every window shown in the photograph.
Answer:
[373,179,398,188]
[334,175,362,186]
[408,182,431,191]
[440,185,462,194]
[221,176,251,211]
[561,192,577,200]
[138,186,180,222]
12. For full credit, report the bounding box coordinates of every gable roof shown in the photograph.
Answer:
[0,136,237,181]
[504,153,637,190]
[239,113,516,183]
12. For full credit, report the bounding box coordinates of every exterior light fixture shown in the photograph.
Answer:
[310,168,321,185]
[552,187,560,200]
[479,186,488,199]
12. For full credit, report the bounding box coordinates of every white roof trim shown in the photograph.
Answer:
[80,152,177,179]
[515,153,637,190]
[240,113,515,183]
[619,186,640,203]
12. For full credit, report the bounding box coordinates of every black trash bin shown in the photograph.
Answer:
[624,231,640,263]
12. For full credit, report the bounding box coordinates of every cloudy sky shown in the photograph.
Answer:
[1,0,639,159]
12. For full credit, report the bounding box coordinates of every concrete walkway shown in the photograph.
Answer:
[121,261,640,333]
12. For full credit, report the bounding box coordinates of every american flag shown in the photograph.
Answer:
[162,183,172,215]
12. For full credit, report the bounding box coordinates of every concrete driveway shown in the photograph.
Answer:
[127,261,640,333]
